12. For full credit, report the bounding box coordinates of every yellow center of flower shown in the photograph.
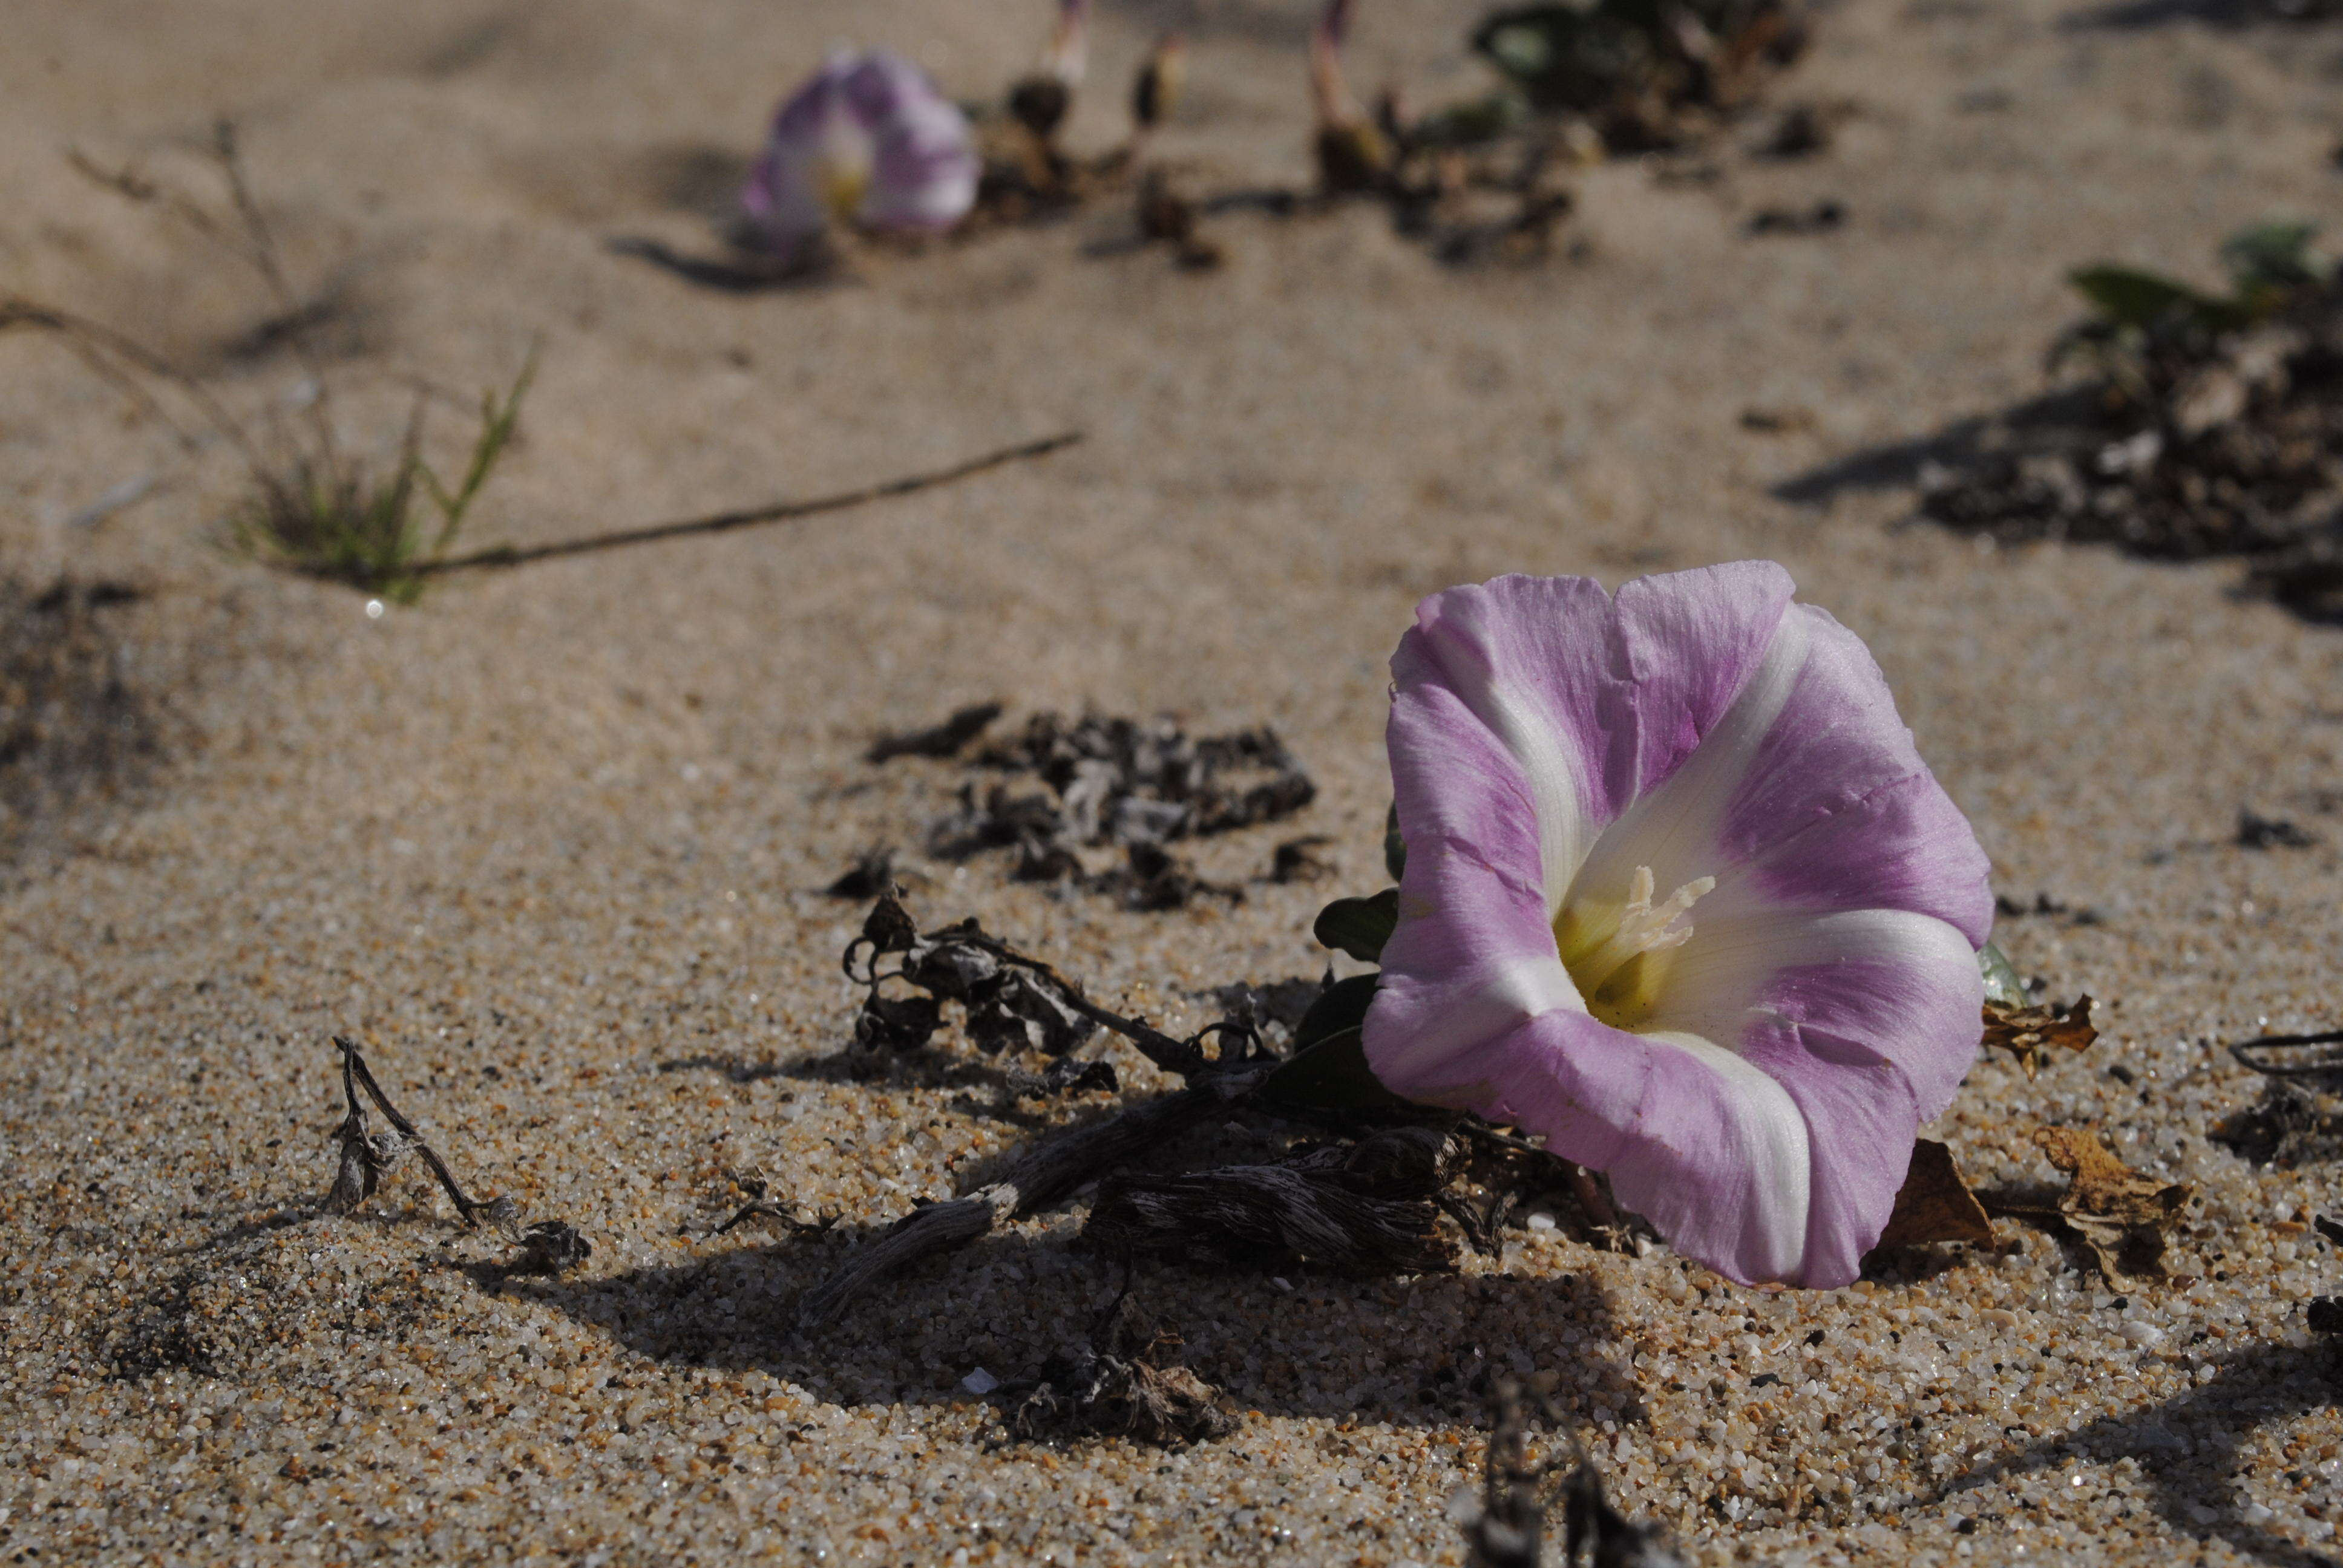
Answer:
[1554,864,1716,1032]
[818,158,871,224]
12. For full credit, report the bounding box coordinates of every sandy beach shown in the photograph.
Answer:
[6,0,2343,1562]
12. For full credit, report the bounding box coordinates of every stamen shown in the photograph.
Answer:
[1561,865,1717,1022]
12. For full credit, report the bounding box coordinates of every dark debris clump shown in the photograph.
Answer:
[2237,808,2319,850]
[863,705,1317,909]
[1082,1126,1463,1275]
[502,1220,592,1278]
[1004,1293,1236,1447]
[1915,226,2343,624]
[1471,0,1809,157]
[842,892,1103,1069]
[2214,1079,2343,1167]
[798,895,1620,1335]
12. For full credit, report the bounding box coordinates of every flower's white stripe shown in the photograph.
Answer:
[1566,607,1812,915]
[1432,595,1594,916]
[1645,906,1975,1054]
[1637,1029,1812,1281]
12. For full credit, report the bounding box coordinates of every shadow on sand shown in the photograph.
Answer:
[528,1214,1634,1433]
[1925,1336,2343,1567]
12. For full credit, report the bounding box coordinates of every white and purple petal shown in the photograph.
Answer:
[1363,566,1991,1288]
[740,50,863,255]
[841,51,980,233]
[739,49,977,255]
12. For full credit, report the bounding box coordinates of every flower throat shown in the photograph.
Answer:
[1555,864,1715,1031]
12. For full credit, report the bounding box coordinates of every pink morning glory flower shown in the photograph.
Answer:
[740,50,980,257]
[1362,564,1993,1288]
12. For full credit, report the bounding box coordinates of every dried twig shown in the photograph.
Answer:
[408,432,1081,578]
[2230,1027,2343,1078]
[328,1036,487,1226]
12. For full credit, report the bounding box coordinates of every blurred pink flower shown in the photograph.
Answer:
[1362,564,1992,1287]
[740,50,978,256]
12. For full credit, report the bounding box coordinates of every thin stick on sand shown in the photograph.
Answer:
[409,430,1083,578]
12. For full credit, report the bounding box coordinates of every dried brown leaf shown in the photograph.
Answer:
[1982,995,2099,1080]
[1872,1138,1996,1249]
[2004,1126,2191,1281]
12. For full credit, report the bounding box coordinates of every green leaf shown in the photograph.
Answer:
[1384,803,1407,883]
[1314,888,1398,964]
[1259,1028,1413,1111]
[1260,975,1409,1109]
[1472,8,1572,83]
[1411,89,1529,148]
[2066,265,2231,333]
[2219,220,2322,298]
[1978,941,2025,1010]
[1293,973,1380,1052]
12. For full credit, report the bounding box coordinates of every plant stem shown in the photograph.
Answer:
[409,431,1082,578]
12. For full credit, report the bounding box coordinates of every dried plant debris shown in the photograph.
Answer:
[867,701,1004,763]
[1982,994,2099,1080]
[843,895,1099,1062]
[1269,835,1337,883]
[864,706,1317,909]
[1471,0,1809,157]
[1003,1293,1237,1447]
[1083,1126,1464,1275]
[326,1037,485,1223]
[1870,1138,1997,1251]
[1994,890,2104,926]
[1745,197,1844,236]
[2237,808,2319,849]
[2228,1024,2343,1079]
[2215,1028,2343,1166]
[822,845,900,900]
[1201,976,1331,1040]
[2307,1216,2343,1336]
[800,897,1561,1328]
[0,576,159,861]
[1752,99,1852,158]
[967,31,1182,231]
[487,1220,593,1281]
[2213,1079,2343,1167]
[1457,1376,1685,1567]
[1913,223,2343,623]
[799,895,1300,1324]
[324,1037,592,1279]
[1986,1127,2190,1281]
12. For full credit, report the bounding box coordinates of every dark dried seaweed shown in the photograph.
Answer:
[867,708,1317,909]
[1083,1126,1461,1274]
[1003,1292,1236,1446]
[795,1063,1273,1328]
[1912,236,2343,623]
[801,898,1582,1331]
[1472,0,1809,155]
